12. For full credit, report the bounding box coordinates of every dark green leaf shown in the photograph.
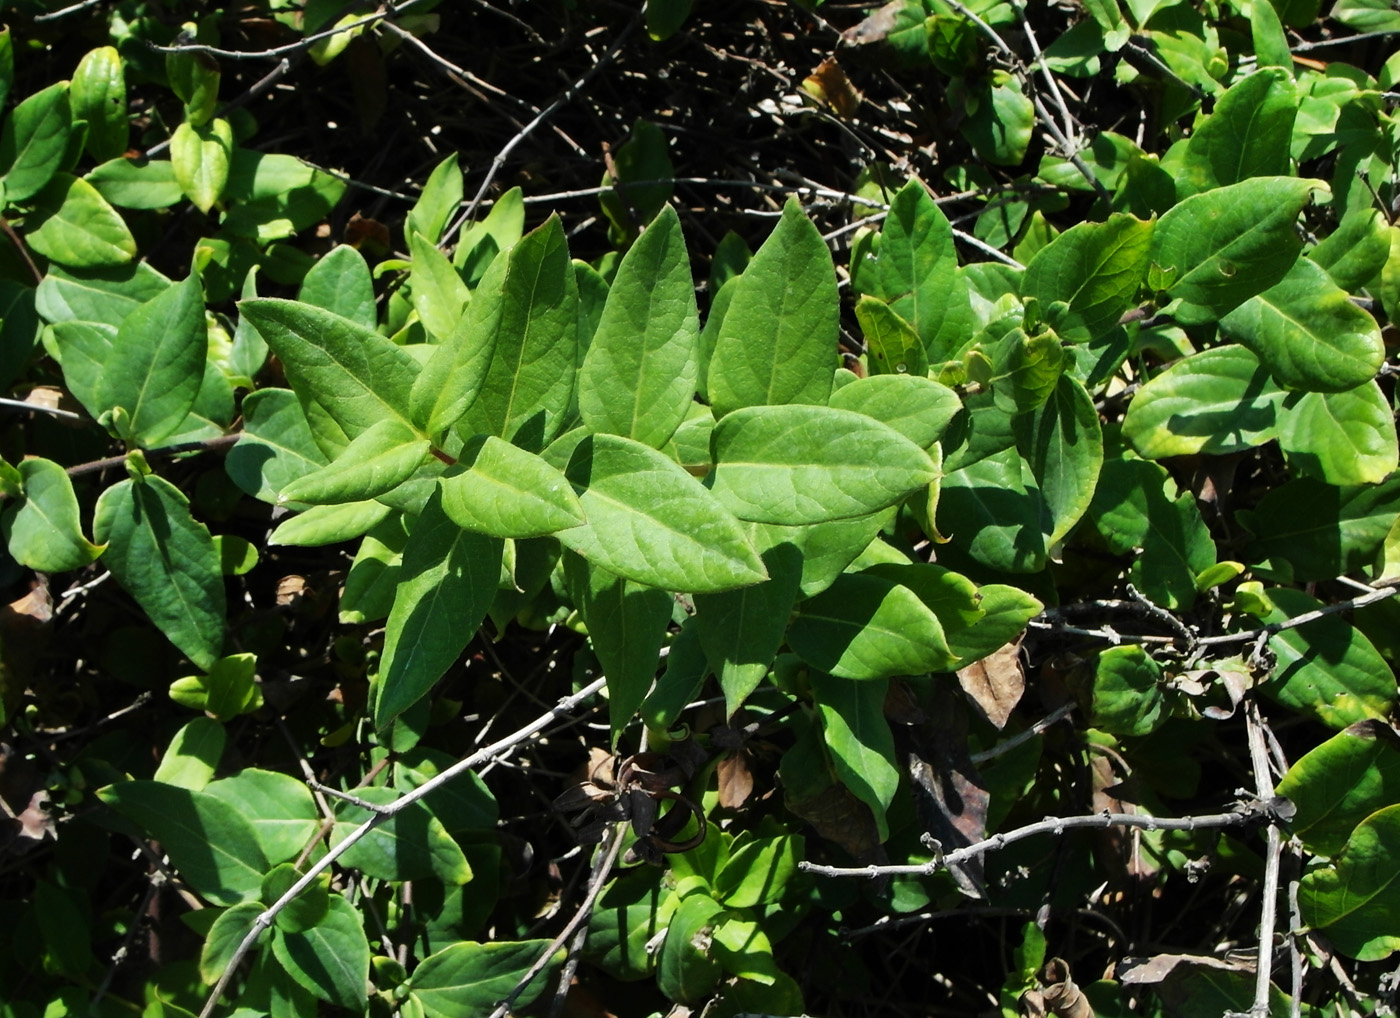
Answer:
[1177,69,1297,196]
[0,81,72,203]
[810,671,898,840]
[279,419,429,506]
[271,893,370,1009]
[1299,804,1400,961]
[1277,721,1400,857]
[330,787,472,884]
[1,457,104,572]
[409,940,563,1018]
[1014,374,1103,546]
[1022,214,1154,342]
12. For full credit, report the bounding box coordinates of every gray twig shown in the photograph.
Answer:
[1196,581,1400,648]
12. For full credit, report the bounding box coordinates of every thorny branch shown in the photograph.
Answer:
[197,675,607,1018]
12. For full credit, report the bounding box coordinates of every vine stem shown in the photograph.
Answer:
[197,675,607,1018]
[799,808,1260,879]
[1234,701,1283,1018]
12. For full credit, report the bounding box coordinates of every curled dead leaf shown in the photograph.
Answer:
[957,638,1026,729]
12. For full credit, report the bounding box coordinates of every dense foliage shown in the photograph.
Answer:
[3,1,1400,1016]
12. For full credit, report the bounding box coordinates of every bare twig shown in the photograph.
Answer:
[197,675,607,1018]
[968,701,1076,765]
[1011,0,1078,143]
[32,0,107,21]
[148,1,428,60]
[800,807,1258,879]
[0,396,82,421]
[1196,581,1400,648]
[1235,702,1283,1018]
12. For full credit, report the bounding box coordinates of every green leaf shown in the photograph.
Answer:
[36,261,171,327]
[1331,0,1400,32]
[394,747,499,834]
[25,173,136,268]
[339,514,410,624]
[85,157,184,210]
[557,434,767,593]
[330,787,471,884]
[658,894,726,1004]
[810,672,898,841]
[693,541,803,717]
[1277,721,1400,857]
[565,554,672,743]
[1150,176,1321,325]
[936,447,1047,574]
[580,204,699,449]
[409,230,470,343]
[406,152,462,246]
[271,893,370,1009]
[598,119,673,245]
[1257,588,1394,729]
[451,215,578,449]
[1014,374,1103,546]
[709,404,938,525]
[1238,475,1400,581]
[1177,69,1297,196]
[854,296,927,377]
[944,583,1043,663]
[1079,645,1166,736]
[222,151,345,243]
[713,832,802,909]
[408,940,562,1018]
[48,320,114,418]
[98,274,205,447]
[375,489,503,728]
[97,780,268,905]
[71,47,128,164]
[270,500,391,547]
[238,298,421,439]
[439,435,584,538]
[1122,345,1286,458]
[788,571,957,679]
[152,717,225,791]
[457,186,524,282]
[827,374,961,449]
[1299,804,1400,961]
[93,475,225,671]
[961,76,1034,166]
[225,388,330,506]
[298,244,375,329]
[200,902,266,984]
[262,864,329,934]
[1308,207,1392,293]
[1220,257,1384,393]
[1,457,103,572]
[203,768,320,865]
[1278,382,1398,485]
[0,81,72,203]
[279,419,429,506]
[646,0,693,39]
[708,198,838,417]
[1022,214,1154,342]
[754,511,893,599]
[1251,0,1293,70]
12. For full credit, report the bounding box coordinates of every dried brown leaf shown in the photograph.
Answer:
[957,639,1025,729]
[801,58,861,118]
[1117,952,1252,985]
[786,780,885,864]
[716,752,753,810]
[841,0,907,44]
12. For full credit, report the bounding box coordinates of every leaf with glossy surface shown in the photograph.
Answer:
[936,448,1047,574]
[279,419,429,506]
[98,274,205,447]
[298,244,375,329]
[25,173,136,268]
[557,434,766,593]
[375,490,502,728]
[709,404,938,525]
[330,787,471,884]
[271,893,370,1009]
[810,672,898,841]
[225,388,330,507]
[1221,257,1383,393]
[1122,345,1285,458]
[203,769,320,865]
[97,780,267,905]
[1309,206,1391,292]
[1176,69,1297,196]
[1,457,104,572]
[708,198,837,417]
[409,940,562,1018]
[1300,804,1400,961]
[1278,382,1398,485]
[439,435,584,539]
[788,571,957,679]
[170,118,232,213]
[1238,475,1400,581]
[871,180,970,360]
[0,81,71,203]
[580,205,699,449]
[1014,374,1102,546]
[1277,721,1400,857]
[71,47,127,164]
[93,475,225,671]
[1022,214,1154,342]
[1150,176,1320,325]
[828,374,961,449]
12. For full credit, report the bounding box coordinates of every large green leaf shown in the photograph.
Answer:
[1080,645,1167,736]
[225,388,330,507]
[709,404,938,525]
[98,274,205,447]
[375,490,502,728]
[1277,721,1400,857]
[1277,382,1398,486]
[271,893,370,1010]
[25,173,136,268]
[93,475,226,671]
[36,261,171,328]
[97,780,267,905]
[152,716,225,791]
[936,447,1047,574]
[408,940,562,1018]
[0,81,72,203]
[1021,214,1154,342]
[1256,588,1394,729]
[439,435,585,538]
[708,198,837,417]
[298,244,375,329]
[565,554,672,742]
[657,893,727,1004]
[827,374,961,449]
[788,571,957,679]
[279,419,430,506]
[1,457,104,572]
[238,298,421,439]
[1300,804,1400,961]
[85,156,183,210]
[557,434,767,593]
[579,204,699,449]
[754,510,894,599]
[329,787,471,884]
[693,541,803,716]
[1014,374,1103,546]
[809,672,899,841]
[1150,176,1320,325]
[1220,257,1384,393]
[203,769,320,865]
[170,118,232,214]
[1238,475,1400,581]
[270,500,392,547]
[71,47,127,164]
[1176,68,1297,196]
[1121,345,1286,459]
[453,215,578,450]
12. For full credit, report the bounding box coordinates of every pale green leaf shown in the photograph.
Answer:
[1277,721,1400,857]
[225,388,330,507]
[85,157,184,210]
[270,500,392,547]
[170,118,232,213]
[827,374,961,449]
[1278,382,1398,485]
[71,47,128,164]
[152,717,225,791]
[1177,69,1297,196]
[204,769,321,865]
[279,418,429,506]
[25,173,137,268]
[298,245,375,329]
[438,435,584,538]
[1,457,104,572]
